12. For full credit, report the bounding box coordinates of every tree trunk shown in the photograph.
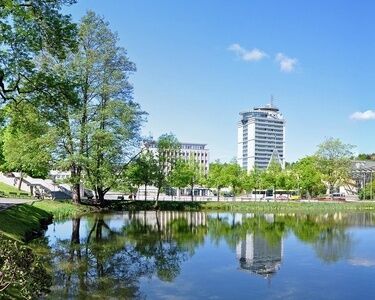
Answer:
[155,186,161,208]
[217,186,220,201]
[97,187,105,207]
[191,183,194,202]
[144,184,147,201]
[17,172,23,191]
[71,218,81,244]
[71,165,81,204]
[72,183,81,204]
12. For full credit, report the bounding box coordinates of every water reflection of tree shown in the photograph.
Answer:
[313,228,352,263]
[48,212,207,299]
[124,211,207,282]
[50,216,153,299]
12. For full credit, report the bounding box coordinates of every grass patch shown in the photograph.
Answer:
[111,200,375,213]
[0,204,52,242]
[0,181,21,193]
[32,200,97,219]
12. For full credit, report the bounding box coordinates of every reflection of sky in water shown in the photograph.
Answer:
[45,212,375,300]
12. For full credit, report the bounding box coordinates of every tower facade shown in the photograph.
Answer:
[237,102,285,171]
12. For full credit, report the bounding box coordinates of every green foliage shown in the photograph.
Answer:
[261,159,283,191]
[170,159,201,188]
[0,0,77,102]
[2,102,52,178]
[316,137,355,193]
[221,162,245,196]
[0,234,51,299]
[357,153,375,161]
[170,158,202,200]
[291,156,326,198]
[33,11,144,204]
[206,161,227,199]
[125,151,157,199]
[359,180,375,200]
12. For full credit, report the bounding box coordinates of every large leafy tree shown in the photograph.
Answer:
[0,0,77,102]
[315,138,355,194]
[37,11,144,204]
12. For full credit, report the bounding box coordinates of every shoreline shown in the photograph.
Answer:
[108,200,375,213]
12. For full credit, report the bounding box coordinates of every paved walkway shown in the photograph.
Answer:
[0,198,33,212]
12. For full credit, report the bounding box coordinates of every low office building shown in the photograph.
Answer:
[148,142,210,174]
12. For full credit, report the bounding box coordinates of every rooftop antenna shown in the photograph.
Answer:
[270,94,274,107]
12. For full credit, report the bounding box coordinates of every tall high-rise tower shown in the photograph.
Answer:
[237,101,285,171]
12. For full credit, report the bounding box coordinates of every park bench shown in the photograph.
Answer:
[19,192,29,198]
[9,192,18,197]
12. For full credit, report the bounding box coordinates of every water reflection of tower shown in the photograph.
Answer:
[236,233,283,278]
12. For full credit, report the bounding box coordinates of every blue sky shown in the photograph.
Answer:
[66,0,375,162]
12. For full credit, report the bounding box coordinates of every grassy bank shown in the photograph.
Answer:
[0,200,97,241]
[110,200,375,213]
[32,200,97,219]
[0,204,52,242]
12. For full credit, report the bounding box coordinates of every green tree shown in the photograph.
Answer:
[262,159,283,200]
[206,161,227,201]
[315,138,355,195]
[153,134,180,205]
[242,167,264,198]
[170,159,201,201]
[127,151,157,200]
[292,156,325,198]
[37,11,144,205]
[222,162,244,199]
[357,153,375,161]
[2,102,52,190]
[0,0,77,102]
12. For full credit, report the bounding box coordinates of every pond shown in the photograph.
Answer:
[37,211,375,299]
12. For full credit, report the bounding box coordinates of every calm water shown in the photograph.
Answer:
[39,211,375,299]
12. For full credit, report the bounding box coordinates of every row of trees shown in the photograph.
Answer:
[125,137,356,201]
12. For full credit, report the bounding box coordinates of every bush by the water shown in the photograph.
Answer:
[0,234,51,299]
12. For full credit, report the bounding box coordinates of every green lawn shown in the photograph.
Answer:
[0,181,25,195]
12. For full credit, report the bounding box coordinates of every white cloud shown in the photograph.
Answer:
[228,43,267,62]
[348,258,375,267]
[275,53,298,72]
[350,110,375,121]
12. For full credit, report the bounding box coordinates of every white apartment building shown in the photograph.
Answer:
[237,102,285,171]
